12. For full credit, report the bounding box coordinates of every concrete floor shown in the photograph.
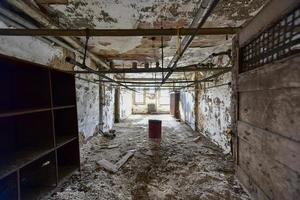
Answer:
[50,115,250,200]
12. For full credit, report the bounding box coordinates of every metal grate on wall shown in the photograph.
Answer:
[240,5,300,73]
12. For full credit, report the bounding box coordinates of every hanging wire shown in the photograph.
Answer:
[83,28,90,66]
[161,17,164,79]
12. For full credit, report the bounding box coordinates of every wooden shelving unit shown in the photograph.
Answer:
[0,54,80,200]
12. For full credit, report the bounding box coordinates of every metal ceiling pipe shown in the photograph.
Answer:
[180,68,232,89]
[161,0,220,85]
[6,0,110,69]
[65,57,136,92]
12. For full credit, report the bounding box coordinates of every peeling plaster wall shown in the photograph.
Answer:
[76,77,100,138]
[179,73,232,153]
[199,73,232,153]
[102,85,115,132]
[75,64,100,138]
[120,90,132,120]
[179,90,196,130]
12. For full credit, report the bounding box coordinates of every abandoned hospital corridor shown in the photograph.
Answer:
[0,0,299,199]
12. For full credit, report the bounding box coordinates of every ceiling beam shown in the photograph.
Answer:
[110,85,194,88]
[71,66,231,74]
[115,77,194,81]
[97,80,212,84]
[0,27,239,36]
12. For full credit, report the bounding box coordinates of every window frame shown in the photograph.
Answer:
[159,90,170,105]
[134,89,145,105]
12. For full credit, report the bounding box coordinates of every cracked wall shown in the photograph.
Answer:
[199,73,232,153]
[179,73,232,153]
[75,60,100,139]
[102,85,115,132]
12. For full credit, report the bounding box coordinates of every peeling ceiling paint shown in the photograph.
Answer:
[47,0,267,78]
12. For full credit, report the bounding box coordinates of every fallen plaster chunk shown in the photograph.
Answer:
[96,150,135,173]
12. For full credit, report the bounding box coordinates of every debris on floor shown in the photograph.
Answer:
[99,129,116,139]
[50,115,250,200]
[97,149,135,173]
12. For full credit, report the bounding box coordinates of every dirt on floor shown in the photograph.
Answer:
[49,115,250,200]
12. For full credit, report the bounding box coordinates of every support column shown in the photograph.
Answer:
[114,87,120,123]
[194,72,199,131]
[99,75,104,130]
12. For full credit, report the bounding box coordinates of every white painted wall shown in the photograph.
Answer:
[120,90,132,120]
[179,90,196,130]
[179,73,232,153]
[199,73,232,153]
[75,73,100,138]
[102,85,115,132]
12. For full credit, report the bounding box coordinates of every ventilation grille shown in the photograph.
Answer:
[240,5,300,73]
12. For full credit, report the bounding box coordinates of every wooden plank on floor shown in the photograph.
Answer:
[238,88,300,141]
[238,139,300,200]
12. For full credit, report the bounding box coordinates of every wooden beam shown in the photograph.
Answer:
[71,67,231,74]
[35,0,68,4]
[96,80,212,84]
[116,77,187,81]
[0,27,239,36]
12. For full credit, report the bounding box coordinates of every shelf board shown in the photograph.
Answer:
[0,148,54,179]
[58,165,78,181]
[55,136,77,148]
[21,186,55,200]
[0,108,51,118]
[52,105,75,110]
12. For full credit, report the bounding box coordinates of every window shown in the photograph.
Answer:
[134,89,145,105]
[159,90,170,105]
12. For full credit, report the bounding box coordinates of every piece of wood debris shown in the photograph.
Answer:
[99,144,120,149]
[115,150,135,169]
[96,159,118,173]
[192,136,201,142]
[96,150,135,173]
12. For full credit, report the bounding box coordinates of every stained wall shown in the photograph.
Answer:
[198,73,232,153]
[179,72,232,153]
